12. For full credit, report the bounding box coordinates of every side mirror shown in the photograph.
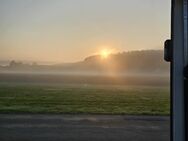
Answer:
[164,39,172,62]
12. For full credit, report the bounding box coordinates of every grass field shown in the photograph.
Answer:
[0,84,170,115]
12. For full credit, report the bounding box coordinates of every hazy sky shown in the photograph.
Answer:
[0,0,171,63]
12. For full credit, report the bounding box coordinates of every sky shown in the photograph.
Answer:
[0,0,171,63]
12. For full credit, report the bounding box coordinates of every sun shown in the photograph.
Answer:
[100,49,111,59]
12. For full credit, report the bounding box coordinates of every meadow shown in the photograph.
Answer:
[0,83,170,115]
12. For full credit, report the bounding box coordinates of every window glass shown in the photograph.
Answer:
[0,0,171,141]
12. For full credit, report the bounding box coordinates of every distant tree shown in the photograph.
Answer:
[9,60,17,67]
[9,60,23,68]
[32,62,38,66]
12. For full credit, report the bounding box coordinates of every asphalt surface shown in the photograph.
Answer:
[0,114,170,141]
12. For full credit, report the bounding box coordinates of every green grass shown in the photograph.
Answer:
[0,85,170,115]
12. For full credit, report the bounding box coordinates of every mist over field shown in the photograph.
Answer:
[0,50,169,86]
[0,50,170,114]
[0,50,169,74]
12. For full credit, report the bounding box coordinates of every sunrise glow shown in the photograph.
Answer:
[100,49,112,59]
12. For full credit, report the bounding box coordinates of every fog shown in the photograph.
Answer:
[0,50,170,86]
